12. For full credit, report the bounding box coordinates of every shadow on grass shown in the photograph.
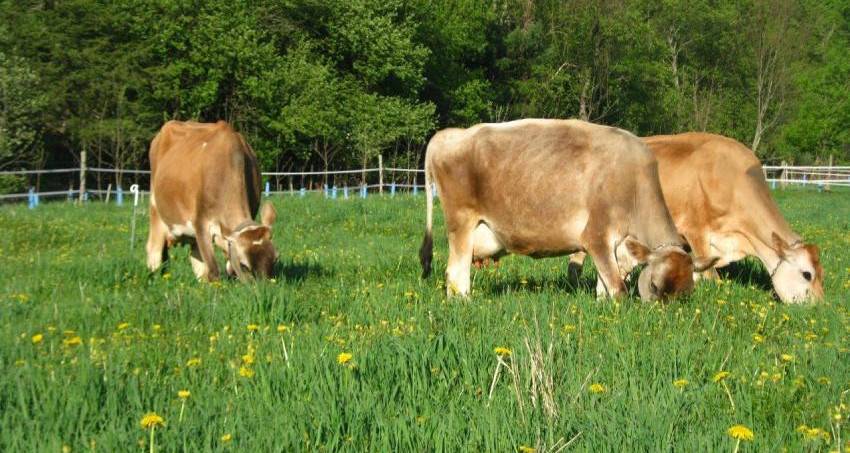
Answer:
[717,258,774,292]
[275,259,330,283]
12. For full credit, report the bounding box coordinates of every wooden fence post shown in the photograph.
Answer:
[378,154,384,194]
[78,151,87,205]
[780,160,787,190]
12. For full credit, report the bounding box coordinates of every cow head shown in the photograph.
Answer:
[226,203,279,279]
[626,239,719,301]
[769,233,824,303]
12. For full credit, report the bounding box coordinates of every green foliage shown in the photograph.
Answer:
[0,190,848,450]
[0,52,47,169]
[1,0,850,169]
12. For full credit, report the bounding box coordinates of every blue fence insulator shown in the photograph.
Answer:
[117,186,124,205]
[68,189,74,201]
[770,180,776,190]
[331,185,337,199]
[343,186,349,199]
[390,182,396,196]
[323,184,329,198]
[299,187,306,197]
[413,185,418,196]
[360,186,367,198]
[28,187,36,209]
[265,181,270,197]
[83,191,89,202]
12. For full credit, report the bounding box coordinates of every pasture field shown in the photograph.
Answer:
[1,189,849,452]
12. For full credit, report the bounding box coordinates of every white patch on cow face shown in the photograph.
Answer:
[771,247,818,304]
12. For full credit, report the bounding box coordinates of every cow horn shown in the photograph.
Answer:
[227,240,248,281]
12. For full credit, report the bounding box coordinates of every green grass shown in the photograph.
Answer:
[1,188,849,452]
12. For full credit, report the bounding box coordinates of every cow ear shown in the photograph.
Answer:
[625,238,651,263]
[772,232,789,258]
[693,255,720,272]
[261,203,277,227]
[240,225,271,242]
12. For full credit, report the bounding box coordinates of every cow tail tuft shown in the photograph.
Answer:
[419,151,434,278]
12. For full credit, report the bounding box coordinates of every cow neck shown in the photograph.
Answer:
[736,192,801,277]
[633,173,684,252]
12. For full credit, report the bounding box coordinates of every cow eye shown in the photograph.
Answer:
[802,271,812,282]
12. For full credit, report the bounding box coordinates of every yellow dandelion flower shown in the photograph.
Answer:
[673,379,688,389]
[178,390,190,399]
[752,333,764,343]
[518,446,536,453]
[186,358,201,367]
[781,354,794,362]
[817,376,830,385]
[727,424,754,441]
[238,366,255,378]
[139,413,165,429]
[562,324,576,333]
[31,333,43,344]
[117,322,130,330]
[221,433,232,442]
[797,425,830,441]
[589,383,607,394]
[246,324,259,332]
[152,324,161,331]
[241,354,255,365]
[276,324,288,333]
[63,336,82,347]
[337,352,353,365]
[494,347,512,357]
[712,371,731,383]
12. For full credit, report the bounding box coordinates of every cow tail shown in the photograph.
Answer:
[419,149,434,278]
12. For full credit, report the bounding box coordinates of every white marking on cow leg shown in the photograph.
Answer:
[446,224,475,297]
[585,242,626,299]
[595,276,608,299]
[189,244,208,280]
[146,205,169,271]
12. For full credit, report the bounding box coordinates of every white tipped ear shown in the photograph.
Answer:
[261,203,277,227]
[693,255,720,273]
[625,238,651,263]
[772,232,789,258]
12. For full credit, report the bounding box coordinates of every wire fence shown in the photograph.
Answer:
[0,157,431,207]
[2,162,847,207]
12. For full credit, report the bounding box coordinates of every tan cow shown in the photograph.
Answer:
[644,133,823,303]
[146,120,278,281]
[419,119,717,300]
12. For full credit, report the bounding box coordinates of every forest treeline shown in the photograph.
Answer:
[1,0,849,185]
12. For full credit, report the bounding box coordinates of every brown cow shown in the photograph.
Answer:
[644,133,823,303]
[146,120,278,281]
[419,119,717,300]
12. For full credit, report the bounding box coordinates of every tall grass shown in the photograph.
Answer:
[1,188,848,451]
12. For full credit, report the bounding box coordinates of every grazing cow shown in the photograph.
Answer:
[146,120,278,281]
[642,133,823,303]
[419,119,717,300]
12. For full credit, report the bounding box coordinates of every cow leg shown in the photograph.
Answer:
[194,225,221,281]
[146,204,169,271]
[688,235,720,281]
[189,243,208,280]
[445,217,476,297]
[585,243,626,299]
[567,252,586,287]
